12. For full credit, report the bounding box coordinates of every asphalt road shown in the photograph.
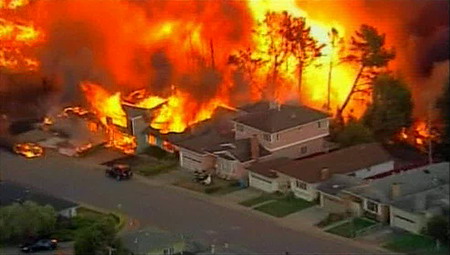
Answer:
[0,149,382,254]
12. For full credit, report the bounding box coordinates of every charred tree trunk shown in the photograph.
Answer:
[338,65,365,119]
[298,59,304,104]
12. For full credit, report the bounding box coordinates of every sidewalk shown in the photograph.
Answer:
[133,170,395,254]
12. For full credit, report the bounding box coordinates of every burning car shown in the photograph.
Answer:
[13,143,44,158]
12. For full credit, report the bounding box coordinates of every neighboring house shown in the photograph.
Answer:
[342,162,450,223]
[204,136,271,179]
[247,158,291,193]
[121,228,186,255]
[316,174,365,214]
[0,181,79,218]
[248,143,394,201]
[389,184,449,234]
[233,101,331,159]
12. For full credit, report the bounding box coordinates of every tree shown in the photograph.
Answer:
[338,25,395,118]
[363,74,413,141]
[229,12,323,101]
[436,80,450,161]
[283,14,325,101]
[74,217,126,255]
[424,215,449,244]
[0,201,57,243]
[228,48,266,95]
[335,120,375,147]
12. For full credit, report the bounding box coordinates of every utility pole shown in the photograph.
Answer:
[209,38,215,69]
[427,101,433,165]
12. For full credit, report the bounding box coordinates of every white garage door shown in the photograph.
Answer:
[180,151,203,171]
[249,173,276,193]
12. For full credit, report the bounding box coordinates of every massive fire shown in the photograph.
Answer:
[1,0,446,154]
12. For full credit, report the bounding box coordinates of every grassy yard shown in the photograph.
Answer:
[383,233,449,255]
[316,213,348,228]
[253,194,314,217]
[239,194,275,207]
[173,178,243,195]
[326,217,377,238]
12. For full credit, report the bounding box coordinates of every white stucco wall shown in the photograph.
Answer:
[390,206,426,234]
[351,161,394,179]
[289,178,319,201]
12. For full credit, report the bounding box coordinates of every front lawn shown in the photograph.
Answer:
[326,217,377,238]
[253,194,314,217]
[239,194,275,207]
[383,233,449,255]
[173,178,243,195]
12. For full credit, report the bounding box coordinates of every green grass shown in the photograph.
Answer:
[253,195,314,217]
[383,233,449,255]
[326,217,377,238]
[135,159,178,176]
[316,213,348,228]
[173,178,243,195]
[239,194,276,207]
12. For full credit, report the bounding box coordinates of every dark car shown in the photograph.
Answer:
[21,239,57,253]
[105,164,133,181]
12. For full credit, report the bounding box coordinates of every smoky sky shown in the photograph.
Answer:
[405,0,449,76]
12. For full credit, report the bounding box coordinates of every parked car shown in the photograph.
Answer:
[21,239,57,253]
[105,164,133,181]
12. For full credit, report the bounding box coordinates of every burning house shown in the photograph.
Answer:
[1,0,448,162]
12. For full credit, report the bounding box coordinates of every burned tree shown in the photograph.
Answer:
[261,12,291,98]
[282,14,325,102]
[338,25,395,119]
[228,48,266,95]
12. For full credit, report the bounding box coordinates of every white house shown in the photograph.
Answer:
[248,143,394,201]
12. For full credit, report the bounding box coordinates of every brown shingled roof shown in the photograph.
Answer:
[275,143,393,183]
[248,143,393,183]
[234,101,329,133]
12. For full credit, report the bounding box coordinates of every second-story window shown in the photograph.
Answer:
[236,124,244,132]
[263,133,271,142]
[318,120,328,129]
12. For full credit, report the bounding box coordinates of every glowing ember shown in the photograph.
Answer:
[105,128,136,155]
[13,142,44,158]
[43,116,53,125]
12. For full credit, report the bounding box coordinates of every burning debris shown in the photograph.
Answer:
[13,142,44,158]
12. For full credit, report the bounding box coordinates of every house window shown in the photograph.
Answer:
[300,146,307,154]
[366,201,379,213]
[275,133,280,141]
[263,133,272,142]
[296,180,307,190]
[318,120,328,129]
[236,124,244,132]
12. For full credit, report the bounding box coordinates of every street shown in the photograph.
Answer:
[0,149,383,254]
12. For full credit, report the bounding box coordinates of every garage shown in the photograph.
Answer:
[180,149,204,171]
[249,173,278,193]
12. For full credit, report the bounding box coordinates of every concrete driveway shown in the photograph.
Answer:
[0,149,385,254]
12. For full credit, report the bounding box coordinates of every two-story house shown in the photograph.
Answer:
[233,101,331,159]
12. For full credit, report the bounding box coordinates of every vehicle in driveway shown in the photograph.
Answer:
[105,164,133,181]
[21,239,58,253]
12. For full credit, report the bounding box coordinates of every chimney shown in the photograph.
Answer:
[250,134,260,161]
[390,182,401,200]
[320,167,330,181]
